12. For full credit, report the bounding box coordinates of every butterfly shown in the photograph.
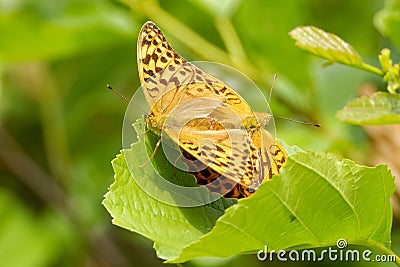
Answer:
[137,21,287,198]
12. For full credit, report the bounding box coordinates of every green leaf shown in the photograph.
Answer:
[336,92,400,125]
[169,151,394,263]
[289,26,382,75]
[289,26,362,65]
[102,120,236,260]
[104,120,395,262]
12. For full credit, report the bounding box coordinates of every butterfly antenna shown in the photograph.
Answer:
[268,74,277,104]
[273,115,321,127]
[107,84,130,103]
[265,75,320,127]
[107,84,152,121]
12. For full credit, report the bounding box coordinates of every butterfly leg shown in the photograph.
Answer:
[172,153,184,179]
[139,138,161,168]
[136,127,152,137]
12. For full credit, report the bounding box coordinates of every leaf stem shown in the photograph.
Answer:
[357,62,384,76]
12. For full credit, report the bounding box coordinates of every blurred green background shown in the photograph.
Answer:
[0,0,399,266]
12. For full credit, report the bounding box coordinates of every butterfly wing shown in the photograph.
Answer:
[164,122,287,197]
[261,128,287,178]
[137,21,257,124]
[164,125,253,194]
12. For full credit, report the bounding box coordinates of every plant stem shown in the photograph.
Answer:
[214,17,248,69]
[25,63,72,185]
[132,0,230,64]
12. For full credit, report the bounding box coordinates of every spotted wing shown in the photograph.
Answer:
[137,21,256,123]
[165,123,287,198]
[163,123,263,193]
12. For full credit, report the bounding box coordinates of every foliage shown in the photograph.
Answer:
[290,25,400,125]
[104,120,396,263]
[336,92,400,125]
